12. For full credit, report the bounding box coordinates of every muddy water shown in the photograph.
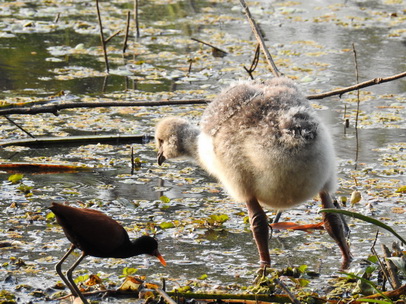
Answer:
[0,0,405,302]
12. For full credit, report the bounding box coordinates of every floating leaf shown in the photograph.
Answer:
[8,174,24,184]
[159,222,175,229]
[395,185,406,193]
[122,267,138,276]
[350,190,362,205]
[74,274,89,284]
[197,274,208,280]
[159,195,171,204]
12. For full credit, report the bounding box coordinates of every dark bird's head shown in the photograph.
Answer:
[134,235,166,266]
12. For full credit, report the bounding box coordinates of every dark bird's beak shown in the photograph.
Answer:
[157,148,166,166]
[152,249,167,266]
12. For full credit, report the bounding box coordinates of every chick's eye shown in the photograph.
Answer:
[158,139,163,146]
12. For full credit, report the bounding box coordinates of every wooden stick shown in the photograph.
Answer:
[307,71,406,100]
[3,115,35,138]
[239,0,280,77]
[274,278,300,304]
[95,0,109,73]
[191,37,228,56]
[123,11,131,53]
[0,99,209,115]
[352,43,360,170]
[105,30,122,44]
[134,0,140,38]
[0,134,154,147]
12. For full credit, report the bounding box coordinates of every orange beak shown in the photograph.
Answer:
[153,249,167,266]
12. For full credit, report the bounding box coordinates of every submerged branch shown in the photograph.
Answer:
[0,99,209,115]
[0,134,154,147]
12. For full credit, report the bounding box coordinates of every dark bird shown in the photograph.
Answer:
[50,202,166,304]
[155,77,352,269]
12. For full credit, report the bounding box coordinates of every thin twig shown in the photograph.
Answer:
[343,104,349,135]
[0,134,154,148]
[105,30,122,44]
[123,11,131,53]
[95,0,109,73]
[307,71,406,99]
[54,13,60,23]
[130,146,135,175]
[154,288,177,304]
[0,99,209,116]
[382,244,401,289]
[134,0,140,38]
[3,115,35,138]
[191,38,227,57]
[371,231,396,291]
[243,44,260,80]
[274,278,300,304]
[352,43,360,170]
[239,0,280,77]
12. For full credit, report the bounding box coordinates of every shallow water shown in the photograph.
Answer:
[0,0,405,302]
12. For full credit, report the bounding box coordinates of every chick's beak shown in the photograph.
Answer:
[152,249,167,266]
[157,148,166,166]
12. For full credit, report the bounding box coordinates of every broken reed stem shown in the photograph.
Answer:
[274,279,301,304]
[191,38,228,56]
[134,0,140,38]
[371,231,396,291]
[239,0,280,77]
[95,0,109,73]
[382,244,402,289]
[105,30,122,44]
[244,44,260,80]
[352,43,360,170]
[3,115,35,138]
[123,11,131,53]
[130,146,134,175]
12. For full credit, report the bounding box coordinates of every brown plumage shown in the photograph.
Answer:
[50,202,166,304]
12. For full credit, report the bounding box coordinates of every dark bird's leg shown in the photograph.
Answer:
[320,191,353,269]
[273,210,283,224]
[246,198,271,267]
[66,252,88,304]
[55,245,79,297]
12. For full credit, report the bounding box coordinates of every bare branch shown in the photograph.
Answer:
[239,0,280,77]
[123,11,131,53]
[96,0,109,73]
[307,71,406,100]
[0,99,209,116]
[191,38,227,57]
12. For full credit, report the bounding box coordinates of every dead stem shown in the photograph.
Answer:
[382,244,401,289]
[95,0,109,73]
[274,278,300,304]
[3,115,35,138]
[239,0,280,77]
[243,44,260,80]
[191,38,227,57]
[307,71,406,100]
[123,11,131,53]
[134,0,140,38]
[352,43,360,170]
